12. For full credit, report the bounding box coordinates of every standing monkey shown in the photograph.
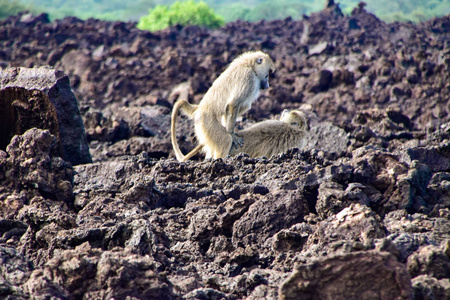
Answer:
[171,51,275,161]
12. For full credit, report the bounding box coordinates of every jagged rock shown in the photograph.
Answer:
[407,240,450,279]
[308,70,333,93]
[412,275,450,300]
[306,203,385,255]
[73,154,159,214]
[0,246,32,299]
[279,251,413,300]
[0,67,91,166]
[304,122,349,158]
[308,41,329,55]
[232,190,309,248]
[0,129,74,220]
[0,220,27,244]
[402,141,450,172]
[184,288,227,300]
[22,242,175,299]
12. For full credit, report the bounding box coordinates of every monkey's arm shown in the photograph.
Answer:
[225,103,244,148]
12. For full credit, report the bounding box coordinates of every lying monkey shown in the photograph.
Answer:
[172,109,309,161]
[229,109,309,158]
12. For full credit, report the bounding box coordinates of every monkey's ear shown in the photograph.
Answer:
[256,57,263,64]
[281,109,290,119]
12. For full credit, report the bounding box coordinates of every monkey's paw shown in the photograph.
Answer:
[231,133,244,149]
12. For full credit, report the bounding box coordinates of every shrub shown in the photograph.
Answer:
[137,0,224,32]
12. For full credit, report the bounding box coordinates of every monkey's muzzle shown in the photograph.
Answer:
[260,77,269,90]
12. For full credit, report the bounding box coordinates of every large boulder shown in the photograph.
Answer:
[0,67,91,165]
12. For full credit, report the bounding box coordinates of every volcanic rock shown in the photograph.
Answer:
[279,250,413,300]
[0,67,91,165]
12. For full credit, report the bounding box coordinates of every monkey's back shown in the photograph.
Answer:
[230,120,307,158]
[201,64,258,115]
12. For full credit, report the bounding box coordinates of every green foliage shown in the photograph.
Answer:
[218,3,252,22]
[337,0,450,23]
[0,0,29,18]
[217,0,309,22]
[137,0,225,32]
[7,0,450,24]
[251,0,308,21]
[217,0,450,23]
[19,0,156,21]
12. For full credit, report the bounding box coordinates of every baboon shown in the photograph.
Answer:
[171,51,275,162]
[228,109,309,158]
[172,109,309,161]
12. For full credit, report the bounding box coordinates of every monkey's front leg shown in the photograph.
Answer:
[225,103,244,149]
[230,132,243,149]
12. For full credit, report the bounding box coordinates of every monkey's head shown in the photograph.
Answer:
[235,51,275,90]
[254,52,275,90]
[280,110,309,131]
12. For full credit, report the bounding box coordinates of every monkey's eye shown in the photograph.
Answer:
[291,122,299,126]
[257,58,263,64]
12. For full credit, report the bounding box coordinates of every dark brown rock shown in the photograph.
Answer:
[308,70,333,93]
[279,251,413,300]
[412,275,450,300]
[0,67,91,165]
[402,142,450,173]
[23,242,175,299]
[0,129,74,220]
[304,122,349,159]
[306,203,385,255]
[232,190,309,248]
[0,246,32,298]
[407,240,450,279]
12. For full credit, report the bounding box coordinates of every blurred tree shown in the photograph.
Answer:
[18,0,155,20]
[251,0,308,21]
[0,0,29,18]
[218,3,252,22]
[137,0,224,32]
[8,0,450,23]
[339,0,450,22]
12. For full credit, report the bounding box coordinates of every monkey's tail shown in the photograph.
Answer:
[181,144,203,162]
[171,100,203,162]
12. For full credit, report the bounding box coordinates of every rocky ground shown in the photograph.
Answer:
[1,1,450,299]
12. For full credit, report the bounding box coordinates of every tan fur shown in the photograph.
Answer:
[171,51,275,161]
[173,109,309,160]
[229,110,309,157]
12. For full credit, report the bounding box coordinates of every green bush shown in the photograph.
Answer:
[137,0,224,32]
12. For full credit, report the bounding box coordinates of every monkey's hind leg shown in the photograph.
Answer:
[195,113,233,159]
